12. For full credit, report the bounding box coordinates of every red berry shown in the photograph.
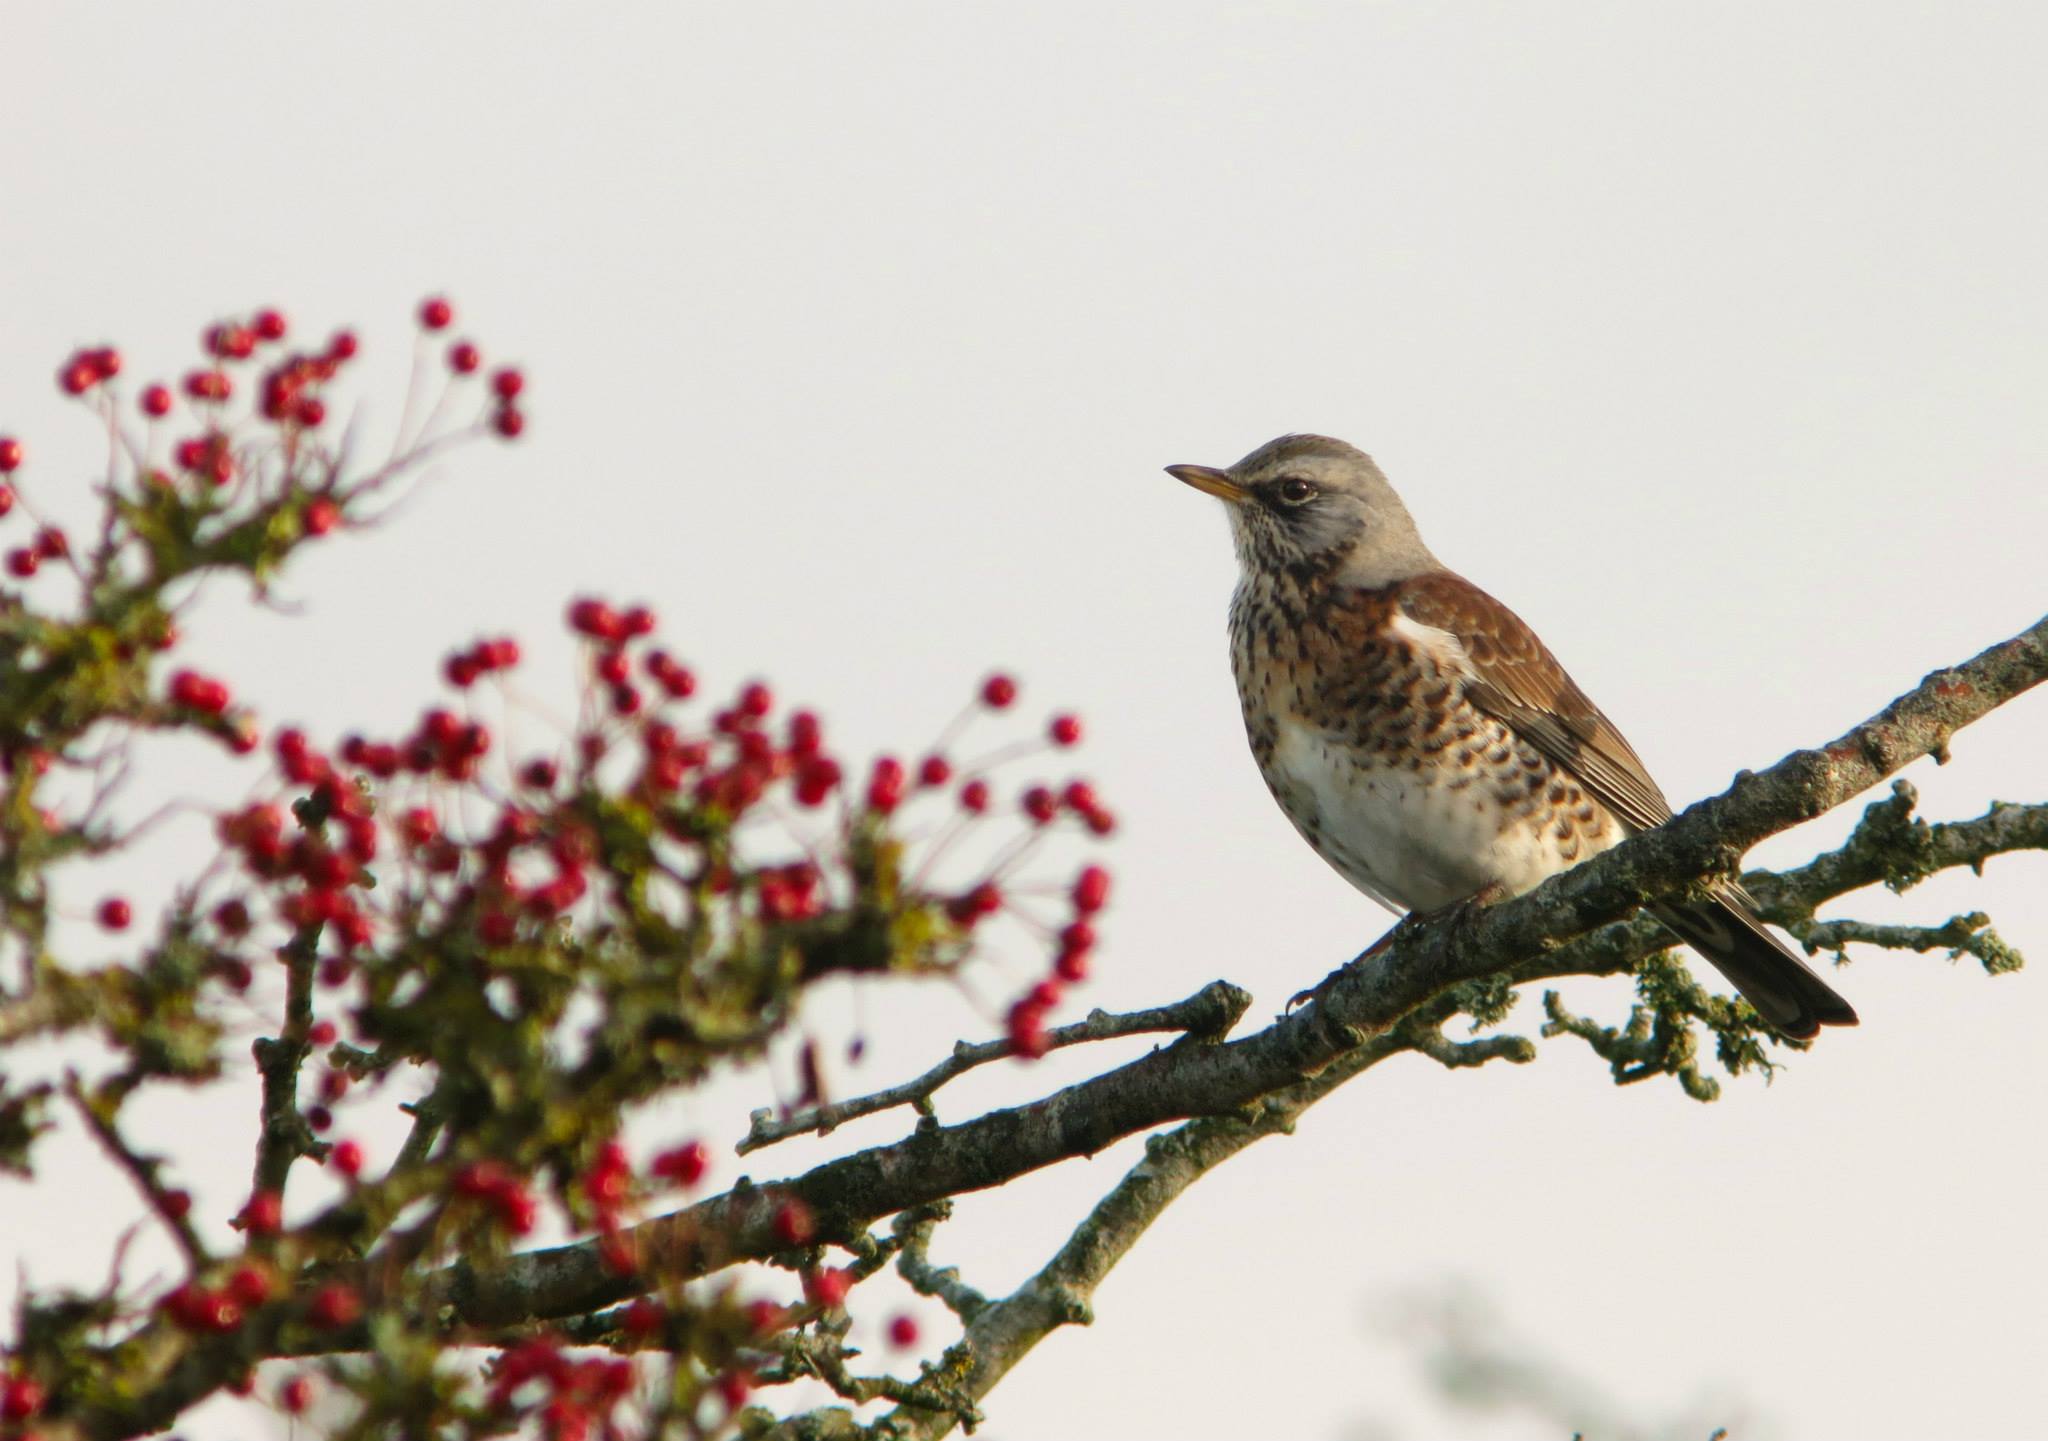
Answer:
[745,1298,787,1337]
[226,1264,274,1307]
[793,755,842,807]
[309,1019,338,1047]
[491,367,525,399]
[621,1297,665,1337]
[738,681,772,718]
[328,329,359,360]
[886,1313,920,1349]
[239,1189,282,1235]
[980,673,1018,708]
[498,1186,540,1235]
[866,756,905,814]
[448,340,482,374]
[141,384,173,418]
[0,484,13,515]
[1007,999,1050,1059]
[6,548,37,579]
[34,526,67,560]
[303,498,340,536]
[917,754,952,787]
[771,1197,815,1245]
[419,296,454,331]
[959,779,990,814]
[947,881,1002,926]
[787,710,824,754]
[254,308,288,341]
[162,1187,193,1218]
[481,636,521,669]
[184,369,231,402]
[1073,864,1111,914]
[803,1266,852,1308]
[331,1138,365,1178]
[648,651,696,698]
[0,438,19,472]
[1055,924,1095,982]
[715,1370,751,1412]
[97,896,132,931]
[295,396,326,428]
[2,1377,45,1421]
[1022,786,1058,824]
[652,1139,708,1188]
[1049,714,1082,746]
[493,406,525,439]
[454,1159,510,1199]
[209,324,255,361]
[308,1283,360,1328]
[279,1375,314,1414]
[568,598,625,641]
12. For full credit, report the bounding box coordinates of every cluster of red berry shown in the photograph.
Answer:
[485,1335,637,1439]
[3,299,1112,1434]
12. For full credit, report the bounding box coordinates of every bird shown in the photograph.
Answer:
[1166,433,1856,1039]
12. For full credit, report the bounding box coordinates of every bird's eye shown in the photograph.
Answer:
[1275,476,1318,506]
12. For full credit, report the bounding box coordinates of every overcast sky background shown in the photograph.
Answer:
[3,4,2046,1438]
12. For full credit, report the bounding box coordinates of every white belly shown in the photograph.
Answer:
[1263,717,1607,914]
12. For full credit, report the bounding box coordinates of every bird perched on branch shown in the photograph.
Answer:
[1168,433,1856,1039]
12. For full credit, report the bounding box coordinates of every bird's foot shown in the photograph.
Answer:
[1285,915,1416,1011]
[1285,885,1508,1013]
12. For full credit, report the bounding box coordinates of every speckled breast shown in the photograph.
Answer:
[1227,573,1620,914]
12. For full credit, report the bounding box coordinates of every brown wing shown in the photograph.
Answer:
[1394,572,1857,1037]
[1394,571,1673,833]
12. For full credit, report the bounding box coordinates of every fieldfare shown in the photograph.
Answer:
[1168,434,1856,1039]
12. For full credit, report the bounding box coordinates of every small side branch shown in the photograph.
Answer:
[739,981,1250,1154]
[891,1203,988,1322]
[1539,983,1723,1103]
[1797,912,2023,974]
[1399,1014,1537,1071]
[64,1073,210,1268]
[249,923,327,1224]
[778,1330,982,1425]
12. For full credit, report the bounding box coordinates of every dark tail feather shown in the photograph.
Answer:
[1648,886,1858,1040]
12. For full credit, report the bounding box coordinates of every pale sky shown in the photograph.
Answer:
[3,5,2045,1439]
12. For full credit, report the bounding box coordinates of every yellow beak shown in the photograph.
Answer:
[1166,463,1249,505]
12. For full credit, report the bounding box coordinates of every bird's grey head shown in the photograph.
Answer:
[1166,434,1439,588]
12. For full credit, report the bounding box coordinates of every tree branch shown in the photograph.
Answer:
[739,982,1251,1154]
[426,611,2047,1333]
[45,612,2048,1441]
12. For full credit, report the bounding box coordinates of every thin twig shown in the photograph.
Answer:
[64,1073,210,1269]
[738,980,1251,1154]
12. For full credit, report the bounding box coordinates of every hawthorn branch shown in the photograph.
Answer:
[862,783,2048,1436]
[48,611,2048,1441]
[739,982,1251,1154]
[423,610,2048,1334]
[868,1028,1428,1440]
[248,921,326,1222]
[892,1203,988,1322]
[1796,912,2022,973]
